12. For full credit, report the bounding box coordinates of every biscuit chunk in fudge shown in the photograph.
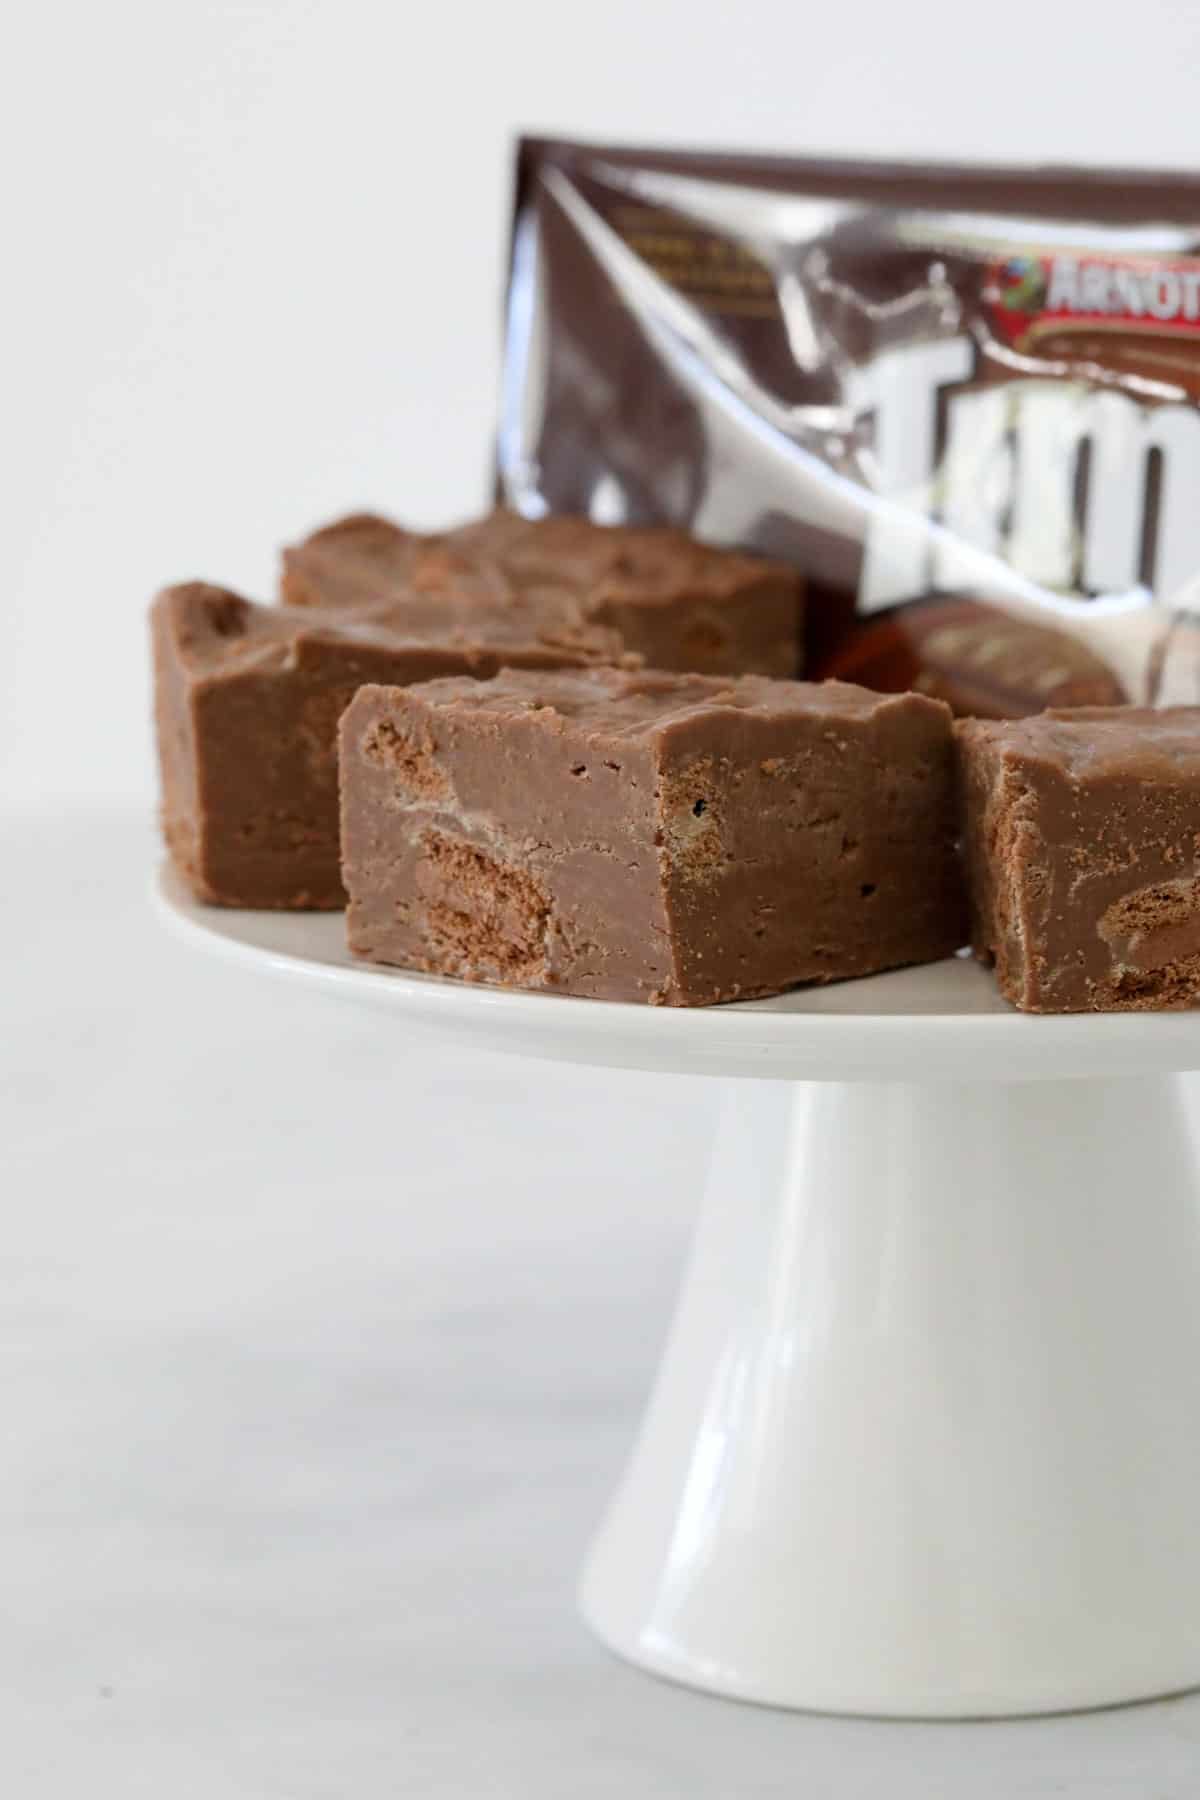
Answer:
[282,508,804,678]
[958,706,1200,1012]
[152,583,626,910]
[339,667,964,1005]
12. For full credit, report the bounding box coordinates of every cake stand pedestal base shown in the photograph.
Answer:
[581,1076,1200,1716]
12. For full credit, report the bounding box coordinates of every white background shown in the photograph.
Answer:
[8,8,1200,1793]
[6,0,1200,812]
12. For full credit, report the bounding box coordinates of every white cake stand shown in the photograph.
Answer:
[157,866,1200,1720]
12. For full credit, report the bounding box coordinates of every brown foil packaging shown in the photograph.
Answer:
[500,139,1200,713]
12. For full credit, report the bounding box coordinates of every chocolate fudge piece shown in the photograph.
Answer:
[339,667,964,1005]
[822,597,1127,718]
[958,707,1200,1012]
[152,582,627,910]
[282,508,804,678]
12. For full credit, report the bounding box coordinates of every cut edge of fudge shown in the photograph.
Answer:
[339,665,965,1007]
[151,581,632,912]
[152,582,411,910]
[957,706,1200,1013]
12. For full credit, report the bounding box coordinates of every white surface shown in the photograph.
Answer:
[2,817,1198,1789]
[584,1077,1200,1716]
[158,865,1200,1081]
[155,873,1200,1716]
[8,0,1200,815]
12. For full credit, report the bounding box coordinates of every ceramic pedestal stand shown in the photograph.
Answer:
[159,868,1200,1718]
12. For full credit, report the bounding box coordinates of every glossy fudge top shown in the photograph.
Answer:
[388,665,933,738]
[155,580,629,676]
[958,706,1200,783]
[282,508,795,612]
[451,509,794,600]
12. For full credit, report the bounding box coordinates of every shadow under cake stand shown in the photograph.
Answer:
[157,865,1200,1720]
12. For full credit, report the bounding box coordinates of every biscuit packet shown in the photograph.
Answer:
[500,138,1200,713]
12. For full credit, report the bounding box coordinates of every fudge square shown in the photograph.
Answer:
[958,707,1200,1012]
[339,667,965,1006]
[152,582,627,911]
[282,508,805,679]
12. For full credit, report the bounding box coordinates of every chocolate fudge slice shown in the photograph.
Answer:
[823,597,1127,717]
[958,707,1200,1012]
[152,583,627,910]
[282,508,804,678]
[339,667,964,1005]
[280,513,507,612]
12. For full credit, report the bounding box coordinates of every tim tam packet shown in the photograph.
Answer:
[498,138,1200,714]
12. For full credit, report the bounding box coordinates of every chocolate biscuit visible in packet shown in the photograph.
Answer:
[499,139,1200,712]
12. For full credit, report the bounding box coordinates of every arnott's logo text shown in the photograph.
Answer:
[989,251,1200,339]
[1044,257,1200,323]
